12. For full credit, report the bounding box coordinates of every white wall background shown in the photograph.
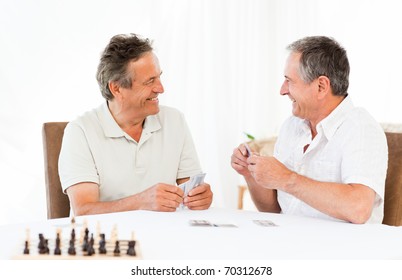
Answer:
[1,0,401,225]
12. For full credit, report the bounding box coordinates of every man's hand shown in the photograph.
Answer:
[184,183,213,210]
[247,155,295,190]
[137,183,184,211]
[231,144,253,177]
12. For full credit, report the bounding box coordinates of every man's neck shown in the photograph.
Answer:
[107,101,145,141]
[308,95,346,138]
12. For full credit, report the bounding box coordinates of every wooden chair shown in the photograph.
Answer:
[382,131,402,226]
[42,122,70,219]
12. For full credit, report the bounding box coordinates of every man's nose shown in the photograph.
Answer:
[154,79,164,93]
[280,80,288,96]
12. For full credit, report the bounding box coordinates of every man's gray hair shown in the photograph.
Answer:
[96,33,153,100]
[287,36,350,96]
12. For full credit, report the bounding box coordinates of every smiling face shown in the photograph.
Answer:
[280,52,320,121]
[124,51,164,116]
[109,51,164,122]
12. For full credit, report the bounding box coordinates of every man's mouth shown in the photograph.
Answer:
[146,97,158,101]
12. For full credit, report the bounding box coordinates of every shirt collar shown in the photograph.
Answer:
[97,102,161,139]
[318,95,354,140]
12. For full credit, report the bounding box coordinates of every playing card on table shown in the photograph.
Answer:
[253,220,278,227]
[189,220,213,227]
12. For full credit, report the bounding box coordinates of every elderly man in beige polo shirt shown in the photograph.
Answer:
[59,33,213,216]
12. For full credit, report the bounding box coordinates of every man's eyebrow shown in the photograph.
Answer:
[284,75,291,80]
[143,71,163,84]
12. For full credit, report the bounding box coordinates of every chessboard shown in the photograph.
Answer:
[13,220,142,260]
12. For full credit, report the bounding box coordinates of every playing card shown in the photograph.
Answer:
[213,223,238,228]
[189,220,213,227]
[177,173,206,209]
[189,220,237,227]
[179,173,206,197]
[253,220,278,227]
[244,142,252,157]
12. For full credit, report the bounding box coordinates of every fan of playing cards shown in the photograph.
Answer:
[178,173,206,208]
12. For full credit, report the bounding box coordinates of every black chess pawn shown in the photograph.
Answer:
[86,233,95,256]
[127,240,136,256]
[71,228,76,242]
[113,241,120,256]
[23,241,30,255]
[82,228,89,252]
[98,233,107,254]
[68,239,76,256]
[54,233,61,255]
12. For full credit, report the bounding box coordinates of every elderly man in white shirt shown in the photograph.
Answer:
[231,36,387,224]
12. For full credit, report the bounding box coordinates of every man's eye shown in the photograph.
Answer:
[144,79,154,85]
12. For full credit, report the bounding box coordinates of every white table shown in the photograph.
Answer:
[1,207,402,260]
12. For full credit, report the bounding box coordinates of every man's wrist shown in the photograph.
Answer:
[284,171,299,193]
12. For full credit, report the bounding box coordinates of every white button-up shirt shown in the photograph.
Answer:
[275,96,388,223]
[59,103,202,201]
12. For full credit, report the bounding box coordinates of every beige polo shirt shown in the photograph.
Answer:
[59,103,202,201]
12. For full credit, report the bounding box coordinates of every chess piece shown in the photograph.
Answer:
[82,228,89,252]
[127,240,136,256]
[68,239,76,256]
[54,233,62,255]
[25,228,30,249]
[38,233,49,254]
[95,221,101,245]
[110,224,118,245]
[86,233,95,256]
[38,233,45,250]
[98,233,107,254]
[71,228,76,242]
[23,240,30,255]
[39,239,50,254]
[113,241,120,256]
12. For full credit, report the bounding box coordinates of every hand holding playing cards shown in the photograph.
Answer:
[231,143,253,177]
[137,183,184,211]
[247,154,294,190]
[184,183,213,210]
[178,173,212,210]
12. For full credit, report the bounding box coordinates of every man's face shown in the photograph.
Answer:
[280,52,319,120]
[118,51,164,118]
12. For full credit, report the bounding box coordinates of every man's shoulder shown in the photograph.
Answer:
[343,106,383,133]
[67,104,104,130]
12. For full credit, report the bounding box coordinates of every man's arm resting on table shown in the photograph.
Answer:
[248,155,377,224]
[66,181,184,216]
[282,173,376,224]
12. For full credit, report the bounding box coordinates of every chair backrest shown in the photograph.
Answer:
[42,122,70,219]
[382,131,402,226]
[238,137,277,210]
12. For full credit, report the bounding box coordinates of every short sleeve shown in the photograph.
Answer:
[58,122,100,193]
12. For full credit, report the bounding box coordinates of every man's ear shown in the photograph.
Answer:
[108,81,121,99]
[317,76,331,100]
